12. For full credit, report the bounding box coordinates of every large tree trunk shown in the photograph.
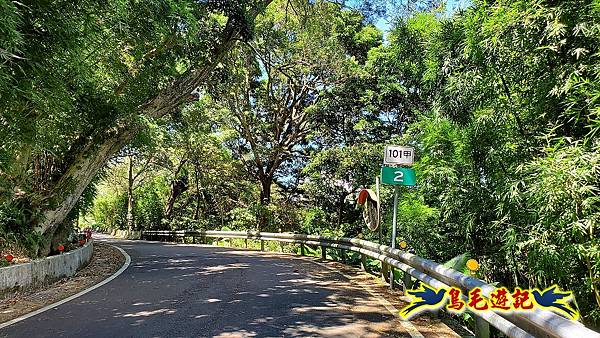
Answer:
[164,159,188,221]
[34,5,275,250]
[194,166,202,221]
[337,194,344,227]
[257,176,273,231]
[127,156,135,232]
[164,178,189,221]
[38,124,138,236]
[259,176,272,206]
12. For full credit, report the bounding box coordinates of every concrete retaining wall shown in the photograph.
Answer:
[0,240,93,294]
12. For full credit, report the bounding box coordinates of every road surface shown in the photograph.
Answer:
[0,238,453,337]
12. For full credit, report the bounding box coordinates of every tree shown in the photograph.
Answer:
[217,1,373,209]
[301,143,381,228]
[0,0,273,255]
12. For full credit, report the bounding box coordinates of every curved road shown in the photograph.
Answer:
[0,238,445,337]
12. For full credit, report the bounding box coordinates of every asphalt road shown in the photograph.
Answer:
[0,238,408,338]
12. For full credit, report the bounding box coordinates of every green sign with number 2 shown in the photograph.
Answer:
[381,166,416,186]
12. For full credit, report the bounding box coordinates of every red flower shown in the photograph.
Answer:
[58,245,65,252]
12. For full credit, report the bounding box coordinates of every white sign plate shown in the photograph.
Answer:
[384,145,414,166]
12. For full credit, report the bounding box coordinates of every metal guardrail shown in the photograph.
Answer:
[141,230,599,338]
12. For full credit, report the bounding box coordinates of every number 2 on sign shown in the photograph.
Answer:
[394,170,404,182]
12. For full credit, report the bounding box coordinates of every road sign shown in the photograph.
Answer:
[363,198,379,231]
[357,189,380,231]
[384,145,414,166]
[381,166,416,186]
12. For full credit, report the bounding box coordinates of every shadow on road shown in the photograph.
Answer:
[114,241,402,337]
[2,239,433,338]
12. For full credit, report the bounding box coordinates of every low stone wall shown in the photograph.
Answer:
[0,240,93,294]
[109,229,141,240]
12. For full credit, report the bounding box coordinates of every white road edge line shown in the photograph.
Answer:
[0,244,131,330]
[308,259,425,338]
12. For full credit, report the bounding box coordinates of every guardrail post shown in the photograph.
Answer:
[244,238,248,248]
[341,249,346,264]
[390,267,395,289]
[403,271,412,291]
[475,316,490,338]
[192,235,196,244]
[381,262,388,282]
[321,246,326,260]
[300,243,305,256]
[260,240,265,251]
[360,254,367,271]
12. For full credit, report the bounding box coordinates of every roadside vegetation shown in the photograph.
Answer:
[1,0,598,328]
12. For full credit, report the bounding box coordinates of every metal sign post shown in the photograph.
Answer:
[381,145,416,290]
[376,176,381,245]
[391,186,399,248]
[390,185,399,289]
